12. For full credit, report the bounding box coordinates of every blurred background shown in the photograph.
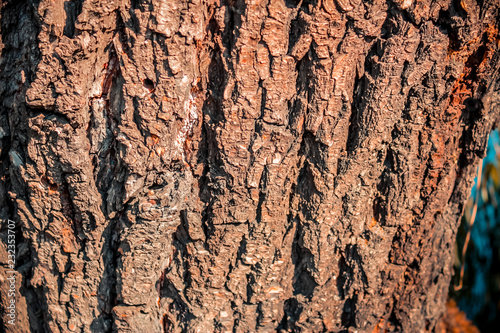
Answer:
[452,129,500,332]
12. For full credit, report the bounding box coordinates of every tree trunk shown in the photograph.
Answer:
[1,0,500,332]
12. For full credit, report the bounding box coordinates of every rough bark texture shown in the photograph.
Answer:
[1,0,500,332]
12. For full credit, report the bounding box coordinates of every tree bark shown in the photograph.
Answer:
[1,0,500,332]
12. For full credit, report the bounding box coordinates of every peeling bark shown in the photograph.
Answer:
[1,0,500,332]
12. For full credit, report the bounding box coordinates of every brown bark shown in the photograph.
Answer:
[1,0,500,332]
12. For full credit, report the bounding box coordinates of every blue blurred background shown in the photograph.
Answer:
[453,130,500,332]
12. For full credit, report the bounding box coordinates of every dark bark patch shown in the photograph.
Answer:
[63,0,83,38]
